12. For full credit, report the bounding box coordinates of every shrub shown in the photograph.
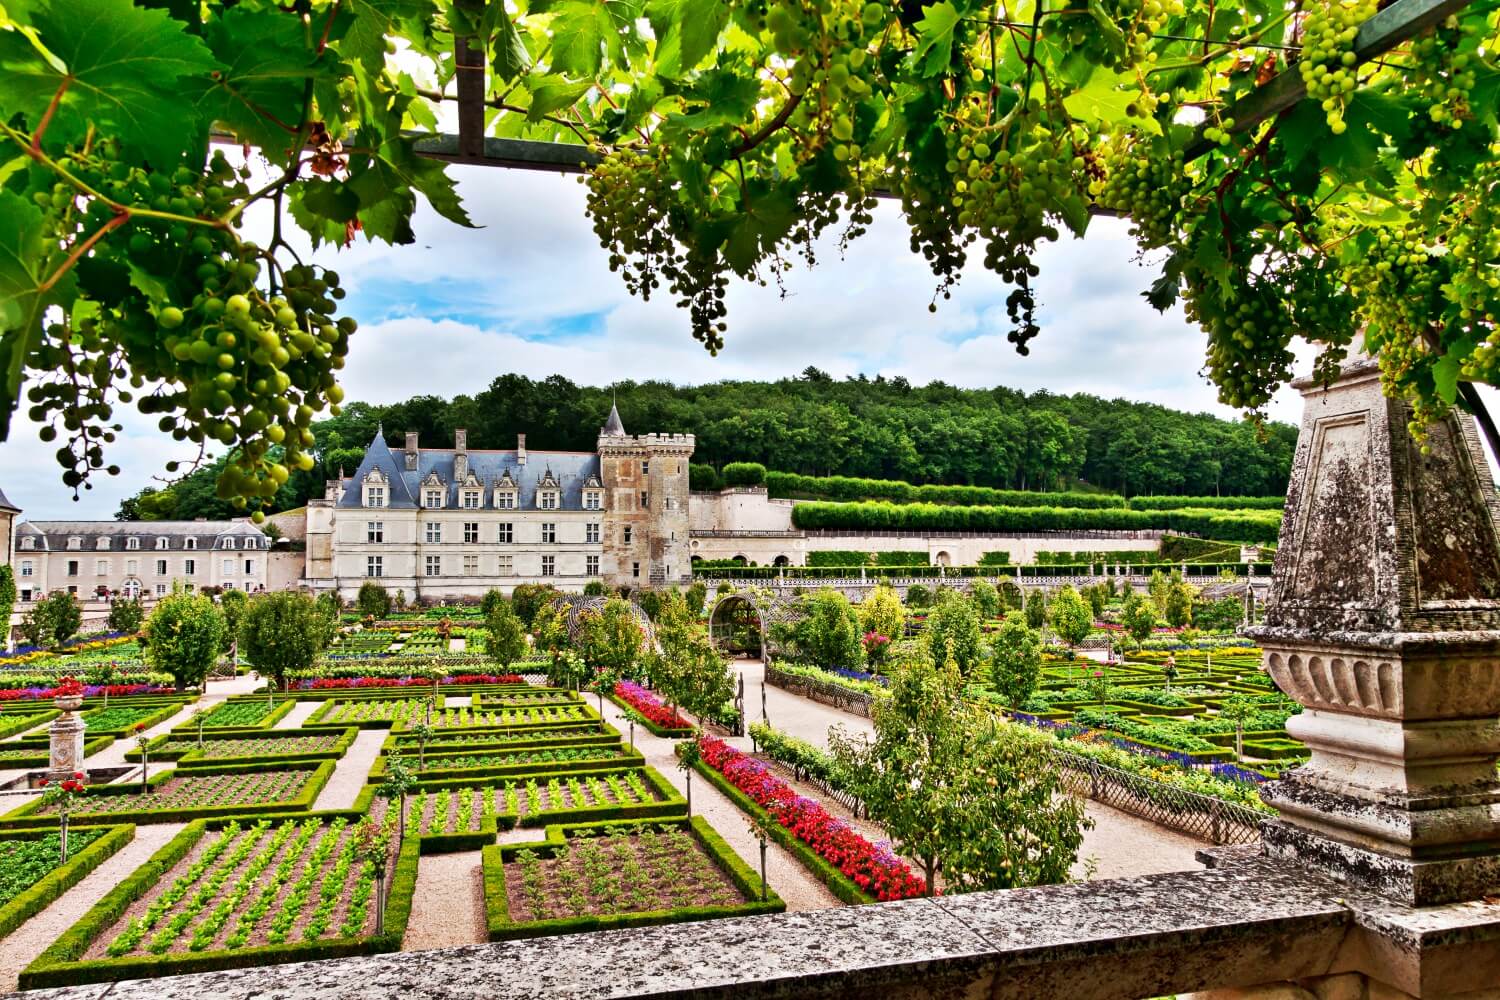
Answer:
[106,596,145,636]
[509,584,559,630]
[483,599,528,668]
[582,581,608,597]
[576,599,644,676]
[857,584,904,657]
[355,581,391,619]
[791,590,863,671]
[764,471,1126,510]
[924,596,982,677]
[684,580,707,616]
[240,591,328,691]
[21,592,82,650]
[721,462,767,487]
[969,579,1000,620]
[480,588,506,618]
[990,612,1042,706]
[143,590,226,691]
[904,583,931,609]
[688,464,721,491]
[1121,592,1157,642]
[217,589,247,652]
[1129,495,1284,511]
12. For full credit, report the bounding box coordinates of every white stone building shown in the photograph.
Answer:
[302,405,695,600]
[12,519,271,602]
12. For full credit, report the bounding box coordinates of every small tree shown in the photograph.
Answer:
[791,589,863,671]
[636,589,667,622]
[239,591,328,692]
[968,579,1000,622]
[903,583,931,609]
[356,581,392,619]
[858,583,905,651]
[924,596,983,678]
[1048,585,1093,651]
[1121,592,1157,643]
[134,723,151,793]
[1164,571,1196,628]
[1023,588,1047,630]
[37,772,87,862]
[21,591,82,650]
[217,588,248,654]
[106,596,144,635]
[144,590,226,691]
[582,580,609,597]
[1082,583,1107,619]
[990,612,1042,707]
[480,587,506,618]
[576,598,645,676]
[684,580,708,616]
[1222,694,1257,761]
[676,738,702,815]
[510,583,560,630]
[377,756,418,842]
[407,720,436,769]
[1148,569,1172,617]
[483,598,528,668]
[352,818,393,935]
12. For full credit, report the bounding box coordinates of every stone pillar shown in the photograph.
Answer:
[47,695,86,781]
[1249,353,1500,905]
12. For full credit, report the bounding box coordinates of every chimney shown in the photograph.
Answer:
[454,428,468,480]
[405,431,419,471]
[517,433,527,466]
[325,479,340,501]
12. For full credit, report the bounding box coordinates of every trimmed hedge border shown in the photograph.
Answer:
[367,747,645,783]
[17,817,421,989]
[0,709,61,739]
[684,755,876,905]
[0,735,116,769]
[174,697,298,733]
[603,692,695,739]
[0,759,337,829]
[80,700,189,737]
[482,815,783,941]
[127,728,358,767]
[379,727,622,759]
[0,824,134,938]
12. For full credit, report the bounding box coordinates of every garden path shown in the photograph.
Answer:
[726,658,1207,882]
[402,850,487,951]
[0,822,185,994]
[311,730,385,811]
[592,697,840,913]
[273,700,322,729]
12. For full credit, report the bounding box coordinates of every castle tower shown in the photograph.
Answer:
[597,404,694,588]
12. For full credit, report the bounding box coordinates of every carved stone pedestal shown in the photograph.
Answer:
[1249,355,1500,905]
[46,694,86,782]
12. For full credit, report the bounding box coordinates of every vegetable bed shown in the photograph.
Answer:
[0,826,135,939]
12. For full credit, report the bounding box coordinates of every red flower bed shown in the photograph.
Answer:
[696,735,928,901]
[613,680,692,730]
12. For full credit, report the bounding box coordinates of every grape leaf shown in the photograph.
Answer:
[490,3,532,83]
[647,0,729,77]
[1432,354,1462,406]
[0,0,219,169]
[197,6,333,160]
[1064,72,1160,135]
[0,190,53,439]
[339,0,434,72]
[549,0,613,77]
[912,2,960,78]
[527,75,592,121]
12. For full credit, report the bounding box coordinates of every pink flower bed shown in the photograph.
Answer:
[696,735,928,901]
[613,680,691,731]
[296,673,523,690]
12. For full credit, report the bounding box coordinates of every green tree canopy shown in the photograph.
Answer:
[1121,592,1158,643]
[924,595,984,678]
[144,590,226,691]
[20,591,82,650]
[355,582,391,619]
[991,612,1043,708]
[791,589,863,671]
[1048,585,1094,649]
[239,591,329,691]
[484,598,529,669]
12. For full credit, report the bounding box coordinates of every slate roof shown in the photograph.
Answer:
[0,486,18,513]
[339,428,603,510]
[14,519,266,552]
[601,402,627,436]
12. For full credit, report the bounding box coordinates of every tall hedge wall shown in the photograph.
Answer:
[788,502,1282,543]
[1126,495,1285,510]
[764,472,1126,509]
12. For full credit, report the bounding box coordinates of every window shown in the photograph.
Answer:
[155,583,167,597]
[541,523,556,544]
[586,523,600,544]
[496,554,513,574]
[497,491,516,510]
[367,555,383,578]
[463,522,479,544]
[95,560,108,576]
[367,521,384,543]
[96,537,111,550]
[586,555,599,576]
[365,486,386,508]
[540,555,555,577]
[497,522,513,544]
[461,489,481,509]
[642,460,650,476]
[632,561,640,578]
[19,560,32,578]
[184,537,197,550]
[155,559,168,576]
[539,491,558,510]
[67,536,82,550]
[665,497,676,511]
[623,526,633,544]
[463,554,479,576]
[67,585,77,595]
[19,537,34,550]
[584,491,602,510]
[222,558,233,574]
[125,559,138,574]
[67,560,79,577]
[156,537,169,550]
[425,555,441,577]
[424,489,445,508]
[641,492,650,509]
[244,559,254,575]
[425,522,442,544]
[219,582,231,590]
[185,559,196,576]
[224,538,239,550]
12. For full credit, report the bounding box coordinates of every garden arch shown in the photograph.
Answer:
[550,595,656,649]
[706,589,800,663]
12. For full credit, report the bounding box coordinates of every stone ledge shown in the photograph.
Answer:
[14,855,1361,1000]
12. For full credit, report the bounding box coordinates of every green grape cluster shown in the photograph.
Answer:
[1093,140,1188,250]
[1040,0,1184,71]
[1298,0,1375,133]
[1184,275,1298,413]
[25,145,352,512]
[1411,20,1480,127]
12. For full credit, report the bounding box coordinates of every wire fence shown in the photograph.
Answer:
[764,663,876,718]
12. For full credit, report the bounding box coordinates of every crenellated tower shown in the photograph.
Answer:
[596,403,694,587]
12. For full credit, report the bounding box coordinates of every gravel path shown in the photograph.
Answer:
[731,657,1207,881]
[0,822,185,993]
[273,701,322,729]
[311,730,386,811]
[594,697,840,913]
[402,851,487,951]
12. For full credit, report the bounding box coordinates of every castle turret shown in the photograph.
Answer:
[597,408,693,588]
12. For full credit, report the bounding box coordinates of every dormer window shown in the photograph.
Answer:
[96,537,111,550]
[126,536,140,550]
[156,537,169,550]
[20,537,34,550]
[584,489,602,511]
[538,490,559,510]
[536,469,560,510]
[185,537,197,550]
[362,468,388,508]
[460,488,482,509]
[67,536,82,550]
[424,489,444,508]
[496,490,516,510]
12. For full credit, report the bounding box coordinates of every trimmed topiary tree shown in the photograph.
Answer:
[1121,592,1157,643]
[144,589,227,691]
[217,588,247,653]
[969,579,1000,621]
[1048,584,1093,651]
[21,591,82,650]
[356,580,391,619]
[990,612,1043,707]
[721,462,766,487]
[239,591,328,692]
[792,589,863,671]
[484,597,528,668]
[106,594,144,635]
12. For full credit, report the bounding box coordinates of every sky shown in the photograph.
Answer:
[1,159,1336,520]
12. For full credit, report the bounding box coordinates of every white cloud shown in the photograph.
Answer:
[2,161,1341,519]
